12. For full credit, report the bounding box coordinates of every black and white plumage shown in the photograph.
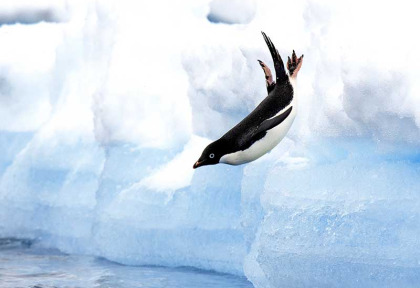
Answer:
[193,32,303,169]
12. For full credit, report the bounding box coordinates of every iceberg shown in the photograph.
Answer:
[1,0,420,287]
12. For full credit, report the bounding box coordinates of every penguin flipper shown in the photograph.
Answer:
[240,106,293,150]
[261,32,287,83]
[254,106,293,136]
[258,60,276,94]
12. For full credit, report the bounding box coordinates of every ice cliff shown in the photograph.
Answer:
[1,0,420,287]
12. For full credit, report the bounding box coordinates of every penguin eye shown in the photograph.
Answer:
[209,153,215,159]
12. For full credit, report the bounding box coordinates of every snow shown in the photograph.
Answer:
[0,0,69,25]
[0,0,420,287]
[207,0,256,24]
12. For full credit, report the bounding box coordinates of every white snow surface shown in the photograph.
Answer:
[207,0,256,24]
[0,0,420,287]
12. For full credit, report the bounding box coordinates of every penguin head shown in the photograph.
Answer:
[193,139,227,169]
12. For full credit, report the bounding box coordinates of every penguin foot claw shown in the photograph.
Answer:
[287,50,303,78]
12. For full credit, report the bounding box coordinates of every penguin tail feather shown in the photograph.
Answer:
[261,31,287,83]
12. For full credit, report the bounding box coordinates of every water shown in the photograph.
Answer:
[0,238,253,288]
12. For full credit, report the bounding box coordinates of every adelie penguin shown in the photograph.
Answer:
[193,32,303,169]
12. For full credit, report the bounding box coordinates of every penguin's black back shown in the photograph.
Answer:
[215,32,294,154]
[220,80,294,152]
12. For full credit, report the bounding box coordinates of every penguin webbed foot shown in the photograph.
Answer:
[258,59,276,94]
[287,50,303,79]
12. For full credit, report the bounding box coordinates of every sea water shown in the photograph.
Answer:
[0,238,253,288]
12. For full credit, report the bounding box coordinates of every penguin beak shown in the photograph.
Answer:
[193,160,204,169]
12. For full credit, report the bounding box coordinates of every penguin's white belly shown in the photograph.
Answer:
[219,104,296,165]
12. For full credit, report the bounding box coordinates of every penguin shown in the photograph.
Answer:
[193,32,303,169]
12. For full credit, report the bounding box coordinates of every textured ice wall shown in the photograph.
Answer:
[0,0,249,276]
[0,0,420,286]
[244,140,420,287]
